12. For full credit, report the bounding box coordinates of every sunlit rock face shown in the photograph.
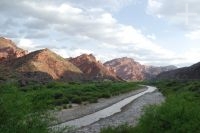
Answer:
[104,57,177,81]
[69,54,121,81]
[0,37,28,62]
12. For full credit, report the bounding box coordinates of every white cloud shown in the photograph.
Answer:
[67,0,137,11]
[52,48,93,58]
[185,30,200,40]
[18,39,37,50]
[147,0,162,15]
[1,0,196,67]
[147,0,200,30]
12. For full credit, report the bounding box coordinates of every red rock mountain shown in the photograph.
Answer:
[104,57,145,81]
[0,37,27,61]
[69,54,121,81]
[104,57,177,81]
[5,49,83,81]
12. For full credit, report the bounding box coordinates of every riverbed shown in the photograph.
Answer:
[52,86,164,133]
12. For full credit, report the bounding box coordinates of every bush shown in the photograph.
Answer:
[71,96,82,104]
[53,92,63,99]
[0,84,51,133]
[101,81,200,133]
[101,93,111,98]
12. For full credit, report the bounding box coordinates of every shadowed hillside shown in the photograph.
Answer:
[157,62,200,80]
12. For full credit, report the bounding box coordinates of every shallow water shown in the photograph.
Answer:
[53,86,156,129]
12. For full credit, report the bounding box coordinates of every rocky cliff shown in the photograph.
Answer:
[4,48,83,81]
[104,57,177,81]
[0,37,27,61]
[69,54,121,81]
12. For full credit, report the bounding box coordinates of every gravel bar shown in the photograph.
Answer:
[76,90,165,133]
[54,87,147,124]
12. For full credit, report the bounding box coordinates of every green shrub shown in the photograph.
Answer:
[0,84,51,133]
[71,96,82,104]
[53,92,63,99]
[101,93,111,98]
[101,81,200,133]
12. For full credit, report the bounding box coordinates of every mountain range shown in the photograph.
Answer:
[104,57,177,81]
[0,37,187,83]
[157,62,200,80]
[69,54,121,81]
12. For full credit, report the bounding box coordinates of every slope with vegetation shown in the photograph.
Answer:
[0,81,140,133]
[157,62,200,80]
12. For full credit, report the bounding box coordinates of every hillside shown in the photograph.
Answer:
[104,57,145,81]
[69,54,121,81]
[0,37,27,61]
[4,48,83,81]
[144,65,177,80]
[157,62,200,80]
[104,57,177,81]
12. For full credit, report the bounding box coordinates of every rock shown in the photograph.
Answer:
[157,62,200,80]
[4,48,84,82]
[69,54,121,81]
[0,37,27,62]
[104,57,177,81]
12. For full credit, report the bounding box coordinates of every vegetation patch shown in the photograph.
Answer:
[0,81,140,133]
[101,80,200,133]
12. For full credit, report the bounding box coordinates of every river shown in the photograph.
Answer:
[52,86,157,129]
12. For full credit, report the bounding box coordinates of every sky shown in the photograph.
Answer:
[1,0,200,67]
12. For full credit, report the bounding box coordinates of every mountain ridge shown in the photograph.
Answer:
[104,57,177,81]
[0,37,28,61]
[157,62,200,80]
[69,54,121,81]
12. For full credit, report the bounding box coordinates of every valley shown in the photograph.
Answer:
[1,37,200,133]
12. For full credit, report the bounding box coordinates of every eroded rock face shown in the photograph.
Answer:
[104,57,177,81]
[5,49,84,81]
[104,57,145,81]
[69,54,121,81]
[0,37,27,61]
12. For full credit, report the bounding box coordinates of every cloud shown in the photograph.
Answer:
[0,0,194,66]
[18,39,39,50]
[147,0,200,31]
[185,30,200,40]
[67,0,138,11]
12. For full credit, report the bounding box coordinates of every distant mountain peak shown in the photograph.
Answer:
[69,54,120,81]
[157,62,200,80]
[76,54,97,62]
[104,57,177,81]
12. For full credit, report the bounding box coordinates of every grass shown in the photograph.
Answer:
[20,81,140,108]
[0,83,51,133]
[0,81,140,133]
[101,80,200,133]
